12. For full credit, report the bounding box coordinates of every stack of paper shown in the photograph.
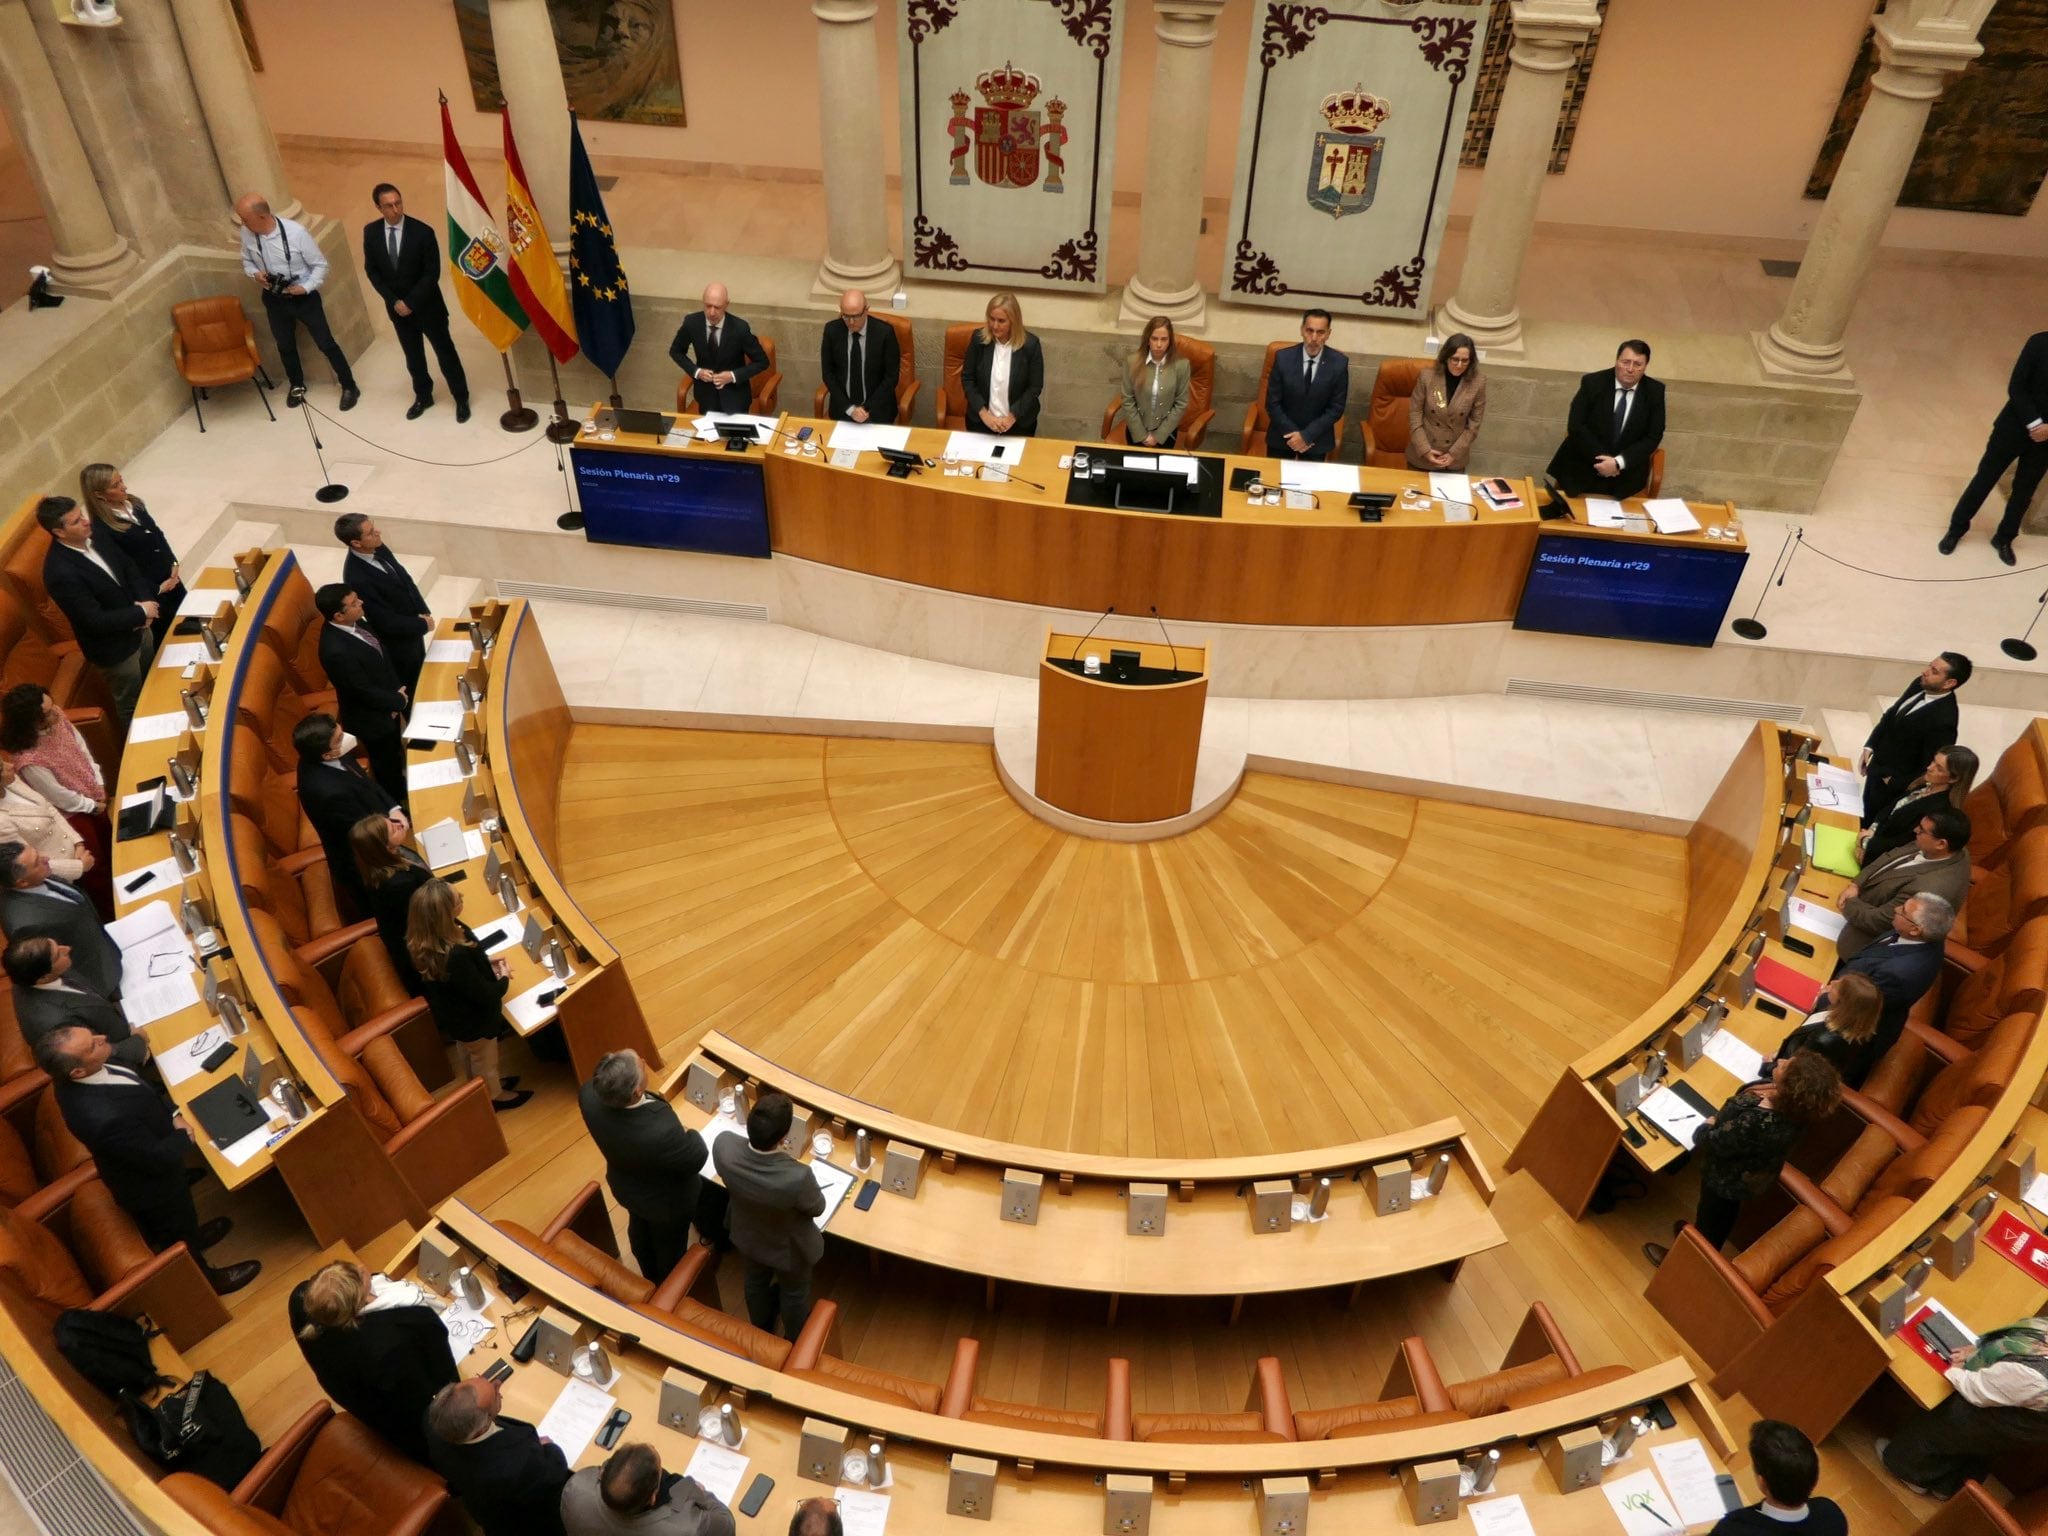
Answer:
[536,1377,616,1465]
[1637,1086,1711,1148]
[405,700,465,742]
[1585,497,1627,529]
[424,637,474,664]
[177,588,238,617]
[1277,462,1358,494]
[1650,1439,1737,1526]
[154,642,211,671]
[109,901,199,1027]
[1428,472,1472,505]
[826,421,912,453]
[1805,764,1864,816]
[1702,1031,1765,1082]
[406,758,465,792]
[685,1442,750,1505]
[1784,896,1848,943]
[128,712,188,744]
[1643,497,1703,534]
[942,430,1026,463]
[834,1489,890,1536]
[505,976,566,1030]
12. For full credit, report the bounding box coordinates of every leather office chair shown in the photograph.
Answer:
[1439,1304,1634,1415]
[939,1337,1132,1438]
[1132,1356,1294,1443]
[0,1179,227,1347]
[0,1074,91,1206]
[237,643,336,775]
[1239,340,1347,458]
[1948,827,2048,961]
[1966,733,2048,862]
[0,596,101,716]
[1363,358,1430,470]
[677,337,781,416]
[785,1299,946,1412]
[227,724,322,861]
[162,1401,448,1536]
[812,312,921,425]
[1645,446,1666,498]
[937,322,980,432]
[1098,337,1218,451]
[227,813,373,975]
[259,571,332,697]
[1293,1336,1471,1440]
[0,526,82,649]
[0,1001,32,1084]
[171,297,276,433]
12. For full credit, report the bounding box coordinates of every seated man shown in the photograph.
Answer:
[561,1440,734,1536]
[1834,807,1971,962]
[819,289,899,426]
[427,1376,570,1536]
[4,936,147,1066]
[1834,892,1951,1057]
[0,840,121,999]
[668,283,767,414]
[1545,339,1665,499]
[1264,308,1347,462]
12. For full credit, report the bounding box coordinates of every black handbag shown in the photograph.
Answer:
[121,1371,261,1490]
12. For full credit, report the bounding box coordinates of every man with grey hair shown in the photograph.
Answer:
[426,1376,569,1536]
[235,191,359,410]
[561,1441,734,1536]
[1835,891,1952,1057]
[578,1049,723,1284]
[787,1499,842,1536]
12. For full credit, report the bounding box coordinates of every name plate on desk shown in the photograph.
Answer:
[1933,1211,1976,1279]
[1249,1179,1292,1234]
[1128,1182,1167,1236]
[532,1307,588,1376]
[1544,1427,1607,1492]
[1366,1160,1412,1216]
[778,1108,813,1159]
[1000,1168,1042,1226]
[1259,1476,1312,1535]
[1104,1474,1153,1536]
[798,1418,847,1484]
[416,1232,471,1295]
[1401,1462,1459,1525]
[949,1454,998,1521]
[682,1062,736,1116]
[659,1368,717,1432]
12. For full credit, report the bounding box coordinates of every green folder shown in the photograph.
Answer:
[1811,823,1861,878]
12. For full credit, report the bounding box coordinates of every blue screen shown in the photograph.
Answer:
[571,447,770,558]
[1514,536,1749,647]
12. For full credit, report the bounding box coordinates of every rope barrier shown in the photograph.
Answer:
[1785,533,2048,584]
[298,402,553,469]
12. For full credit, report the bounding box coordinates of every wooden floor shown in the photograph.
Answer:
[552,729,1691,1167]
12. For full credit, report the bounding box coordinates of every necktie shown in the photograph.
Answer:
[353,625,385,654]
[45,878,84,905]
[388,224,400,266]
[1305,353,1317,389]
[1613,387,1632,444]
[709,323,721,355]
[850,330,865,407]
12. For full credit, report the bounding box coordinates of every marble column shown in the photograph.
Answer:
[1117,0,1226,327]
[0,0,138,295]
[165,0,300,220]
[1755,0,1991,380]
[812,0,902,298]
[489,0,572,256]
[1436,0,1600,353]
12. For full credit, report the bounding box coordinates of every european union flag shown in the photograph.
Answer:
[567,114,634,380]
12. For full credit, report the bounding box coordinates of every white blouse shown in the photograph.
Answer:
[990,342,1014,418]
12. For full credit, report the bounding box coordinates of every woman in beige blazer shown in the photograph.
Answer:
[1407,332,1486,471]
[1116,316,1192,448]
[0,755,90,884]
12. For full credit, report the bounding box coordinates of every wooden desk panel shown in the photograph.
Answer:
[1037,634,1209,823]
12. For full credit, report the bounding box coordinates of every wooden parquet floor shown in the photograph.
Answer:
[553,728,1690,1168]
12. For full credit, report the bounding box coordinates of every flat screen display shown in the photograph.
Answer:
[1513,535,1748,648]
[571,447,770,558]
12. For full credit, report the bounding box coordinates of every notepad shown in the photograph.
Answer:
[1428,472,1471,505]
[1755,955,1823,1013]
[1643,497,1702,534]
[1585,496,1626,528]
[1785,896,1847,943]
[1810,823,1861,877]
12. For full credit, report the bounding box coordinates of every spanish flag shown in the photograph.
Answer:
[440,97,527,352]
[502,110,579,365]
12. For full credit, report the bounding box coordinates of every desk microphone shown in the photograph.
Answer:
[1069,605,1115,660]
[981,464,1047,492]
[1149,605,1185,675]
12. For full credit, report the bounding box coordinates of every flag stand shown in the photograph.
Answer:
[498,354,539,433]
[607,376,623,411]
[543,355,580,445]
[553,440,584,533]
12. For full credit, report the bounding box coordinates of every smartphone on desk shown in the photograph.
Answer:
[737,1477,774,1518]
[854,1179,882,1211]
[1781,935,1815,958]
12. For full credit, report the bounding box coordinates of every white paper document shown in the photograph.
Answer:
[436,1281,497,1361]
[1277,461,1359,494]
[128,712,188,743]
[505,976,565,1031]
[407,758,465,792]
[1650,1439,1729,1528]
[471,913,522,954]
[1701,1031,1765,1083]
[122,971,201,1029]
[1784,896,1848,943]
[1585,496,1627,529]
[834,1489,890,1536]
[1637,1086,1711,1149]
[1805,764,1864,817]
[536,1377,616,1467]
[1602,1467,1683,1536]
[1642,497,1702,534]
[220,1104,290,1168]
[1467,1496,1539,1536]
[826,421,912,453]
[812,1159,856,1229]
[424,637,473,664]
[1155,453,1201,486]
[942,430,1027,463]
[417,818,470,871]
[154,642,211,670]
[1428,472,1472,505]
[116,855,190,907]
[177,588,237,617]
[405,700,465,741]
[2024,1171,2048,1223]
[684,1442,750,1506]
[156,1027,230,1087]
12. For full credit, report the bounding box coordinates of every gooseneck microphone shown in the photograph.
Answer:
[1149,605,1185,675]
[1069,605,1115,660]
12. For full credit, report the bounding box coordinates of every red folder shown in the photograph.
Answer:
[1755,956,1823,1013]
[1983,1211,2048,1281]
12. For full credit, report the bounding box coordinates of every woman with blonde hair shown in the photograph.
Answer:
[407,877,530,1110]
[1406,332,1486,472]
[962,290,1045,437]
[1861,745,1979,865]
[1766,972,1885,1087]
[1116,316,1190,449]
[351,812,432,994]
[288,1258,457,1460]
[78,463,182,654]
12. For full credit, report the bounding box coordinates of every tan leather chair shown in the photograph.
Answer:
[162,1401,448,1536]
[1293,1336,1470,1441]
[677,337,781,416]
[237,642,336,775]
[1239,341,1348,458]
[1930,916,2048,1051]
[940,1337,1132,1438]
[1364,357,1430,469]
[258,570,332,697]
[1645,446,1667,498]
[937,322,980,432]
[227,724,322,861]
[785,1299,945,1412]
[0,1074,92,1207]
[1967,732,2048,862]
[227,813,370,974]
[1949,828,2048,960]
[812,312,921,425]
[0,1000,32,1085]
[1098,337,1219,451]
[0,1178,227,1348]
[171,297,277,433]
[0,595,102,716]
[1132,1357,1294,1444]
[1441,1303,1634,1415]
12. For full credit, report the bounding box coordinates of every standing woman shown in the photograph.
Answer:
[0,685,111,917]
[963,291,1044,438]
[407,878,531,1111]
[1116,317,1190,449]
[79,464,183,657]
[1407,332,1487,472]
[350,813,431,994]
[290,1259,458,1463]
[1860,745,1979,865]
[1764,973,1884,1088]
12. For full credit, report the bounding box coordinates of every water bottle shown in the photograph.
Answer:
[1610,1415,1643,1458]
[867,1439,888,1486]
[270,1079,306,1120]
[1471,1448,1500,1493]
[855,1128,872,1170]
[720,1403,741,1447]
[455,1265,485,1309]
[1308,1177,1331,1219]
[1423,1152,1452,1196]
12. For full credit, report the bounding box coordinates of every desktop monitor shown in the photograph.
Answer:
[1102,463,1190,514]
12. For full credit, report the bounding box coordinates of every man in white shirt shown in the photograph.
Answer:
[0,840,122,997]
[36,495,154,726]
[236,192,360,411]
[4,936,145,1065]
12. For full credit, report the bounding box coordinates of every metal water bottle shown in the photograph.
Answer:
[270,1079,306,1120]
[720,1403,742,1447]
[855,1128,872,1170]
[1610,1415,1643,1458]
[1471,1449,1500,1493]
[1308,1177,1331,1219]
[867,1440,888,1486]
[455,1265,485,1309]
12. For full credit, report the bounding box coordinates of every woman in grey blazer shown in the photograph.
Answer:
[1116,316,1192,448]
[1407,332,1486,471]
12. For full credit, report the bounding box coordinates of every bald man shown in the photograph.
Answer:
[235,192,359,411]
[819,289,899,426]
[668,283,767,414]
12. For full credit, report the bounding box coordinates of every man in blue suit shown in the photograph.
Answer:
[1834,892,1951,1057]
[1264,309,1348,462]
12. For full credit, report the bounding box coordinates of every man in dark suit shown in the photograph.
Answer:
[335,513,432,695]
[580,1050,726,1286]
[1834,893,1951,1058]
[36,1025,260,1293]
[1942,330,2048,564]
[668,283,767,414]
[314,584,410,811]
[1545,339,1667,500]
[710,1092,824,1339]
[1860,652,1969,828]
[1264,309,1348,461]
[819,289,900,426]
[4,937,146,1067]
[0,842,122,999]
[426,1376,570,1536]
[36,496,156,727]
[293,713,405,916]
[363,183,470,422]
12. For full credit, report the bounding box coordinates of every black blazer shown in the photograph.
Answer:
[578,1082,710,1222]
[342,549,430,645]
[819,316,901,424]
[12,978,132,1047]
[961,333,1044,437]
[42,538,151,666]
[1835,935,1945,1056]
[0,881,121,998]
[298,758,400,893]
[1863,785,1956,867]
[667,312,768,414]
[318,623,408,743]
[51,1069,188,1225]
[420,927,508,1043]
[365,858,432,994]
[1263,344,1350,459]
[288,1288,458,1462]
[360,214,449,321]
[1863,684,1960,805]
[1545,370,1668,499]
[1994,330,2048,433]
[427,1414,570,1536]
[94,500,181,607]
[1774,1014,1879,1089]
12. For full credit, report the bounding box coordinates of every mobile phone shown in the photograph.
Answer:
[444,869,468,884]
[1715,1474,1743,1512]
[122,870,155,895]
[796,426,813,443]
[511,1319,540,1362]
[482,1359,514,1386]
[1755,998,1788,1019]
[854,1179,882,1211]
[200,1040,237,1073]
[537,987,566,1008]
[1622,1124,1647,1149]
[1642,1396,1676,1431]
[596,1408,631,1449]
[1781,935,1815,958]
[737,1476,774,1517]
[497,1263,530,1303]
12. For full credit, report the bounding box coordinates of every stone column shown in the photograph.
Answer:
[813,0,902,298]
[1755,0,1991,380]
[1436,0,1600,353]
[489,0,572,256]
[1116,0,1226,327]
[0,0,138,295]
[165,0,300,220]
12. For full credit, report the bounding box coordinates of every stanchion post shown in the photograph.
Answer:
[297,400,349,504]
[1730,527,1801,642]
[499,353,539,433]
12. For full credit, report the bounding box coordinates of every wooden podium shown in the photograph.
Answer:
[1035,632,1209,824]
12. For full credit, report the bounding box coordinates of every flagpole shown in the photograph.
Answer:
[607,375,623,411]
[543,355,579,444]
[499,352,539,433]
